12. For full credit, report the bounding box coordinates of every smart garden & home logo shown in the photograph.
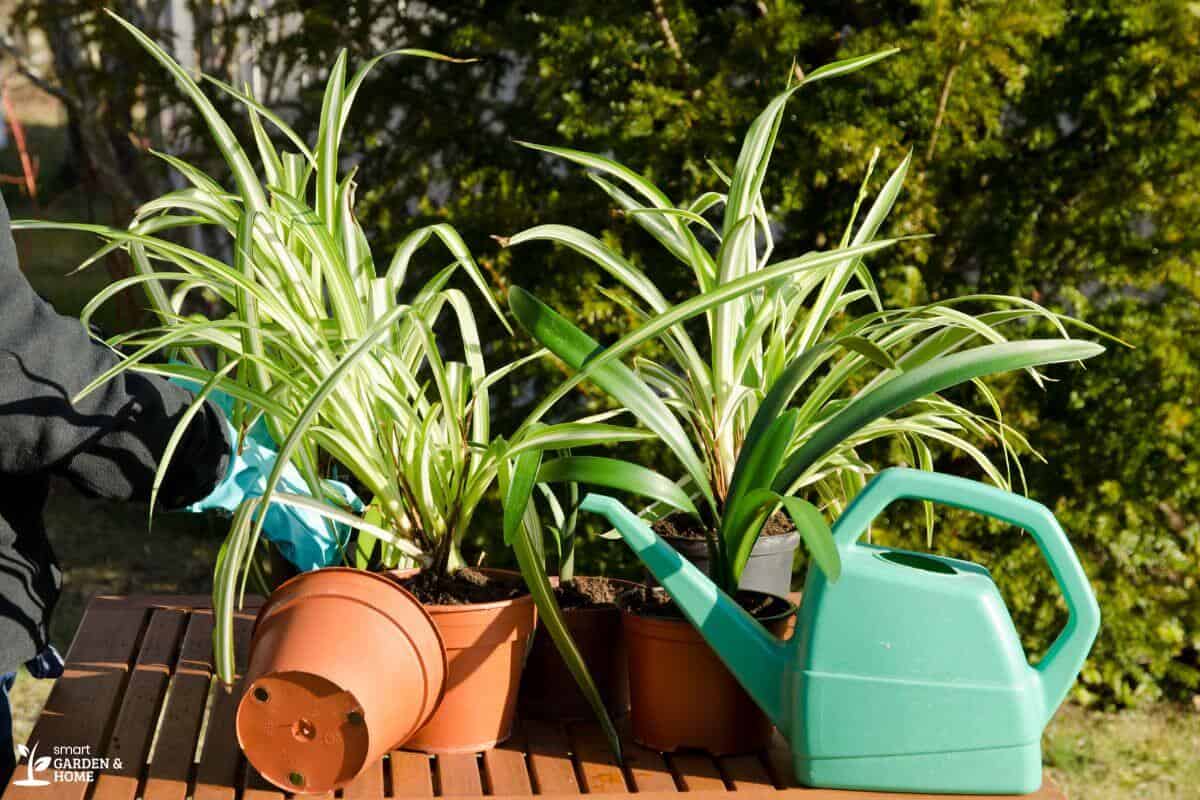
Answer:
[12,742,121,786]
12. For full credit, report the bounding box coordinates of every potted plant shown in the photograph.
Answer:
[512,475,642,721]
[15,11,644,780]
[502,49,1107,753]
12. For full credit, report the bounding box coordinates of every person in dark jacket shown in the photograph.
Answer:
[0,191,349,787]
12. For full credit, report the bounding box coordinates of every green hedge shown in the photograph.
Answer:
[14,0,1199,705]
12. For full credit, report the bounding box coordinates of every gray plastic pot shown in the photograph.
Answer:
[646,530,800,597]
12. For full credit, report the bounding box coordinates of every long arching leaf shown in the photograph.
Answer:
[537,456,698,517]
[773,339,1105,491]
[510,287,712,509]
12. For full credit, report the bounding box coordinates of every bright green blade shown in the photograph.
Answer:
[505,423,658,458]
[803,48,900,84]
[538,456,699,517]
[513,237,909,442]
[722,409,799,543]
[502,442,543,547]
[501,454,622,761]
[509,286,711,508]
[777,495,839,581]
[107,10,266,211]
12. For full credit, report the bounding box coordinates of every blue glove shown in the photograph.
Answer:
[172,372,361,571]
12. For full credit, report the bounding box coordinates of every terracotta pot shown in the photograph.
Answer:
[401,570,537,753]
[237,568,446,794]
[517,577,637,721]
[623,590,795,755]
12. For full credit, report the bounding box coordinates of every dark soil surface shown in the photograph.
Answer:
[650,512,709,540]
[651,510,795,540]
[760,510,797,538]
[619,584,792,621]
[397,568,526,605]
[554,576,638,610]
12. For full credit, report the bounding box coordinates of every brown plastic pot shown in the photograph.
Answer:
[517,576,637,721]
[401,570,537,753]
[623,590,795,755]
[236,568,446,794]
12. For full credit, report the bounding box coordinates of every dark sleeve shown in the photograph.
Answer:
[0,191,230,507]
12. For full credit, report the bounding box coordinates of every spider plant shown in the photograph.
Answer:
[503,49,1108,594]
[13,12,646,755]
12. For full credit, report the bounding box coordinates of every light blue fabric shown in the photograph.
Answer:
[172,372,361,571]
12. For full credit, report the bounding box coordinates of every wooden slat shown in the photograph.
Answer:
[484,789,1064,800]
[5,602,147,800]
[242,764,285,800]
[193,611,255,800]
[143,612,218,800]
[522,720,579,795]
[389,751,434,797]
[667,755,726,793]
[342,758,386,800]
[91,609,189,800]
[9,594,1072,800]
[480,727,532,796]
[568,722,628,794]
[617,722,677,793]
[85,596,221,611]
[434,753,482,797]
[716,755,775,791]
[64,603,151,668]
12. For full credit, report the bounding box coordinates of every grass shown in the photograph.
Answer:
[1045,703,1200,799]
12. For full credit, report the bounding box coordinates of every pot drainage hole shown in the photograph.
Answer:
[292,718,317,742]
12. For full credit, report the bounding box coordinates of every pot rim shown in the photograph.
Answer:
[253,565,438,631]
[249,568,450,709]
[240,566,451,788]
[544,575,644,617]
[622,587,797,625]
[420,589,536,614]
[393,567,536,613]
[744,528,801,554]
[660,529,801,552]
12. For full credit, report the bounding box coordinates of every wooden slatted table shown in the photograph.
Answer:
[4,595,1064,800]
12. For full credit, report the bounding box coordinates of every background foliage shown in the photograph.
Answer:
[4,0,1197,707]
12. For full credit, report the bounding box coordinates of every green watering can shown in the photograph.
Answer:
[582,468,1100,795]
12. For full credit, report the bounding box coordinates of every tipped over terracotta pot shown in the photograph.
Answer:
[236,568,446,794]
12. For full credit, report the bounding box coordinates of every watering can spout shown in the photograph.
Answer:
[580,494,795,740]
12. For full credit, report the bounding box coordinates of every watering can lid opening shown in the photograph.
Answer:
[875,550,958,575]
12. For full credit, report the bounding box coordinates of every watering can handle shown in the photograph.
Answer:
[833,468,1100,724]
